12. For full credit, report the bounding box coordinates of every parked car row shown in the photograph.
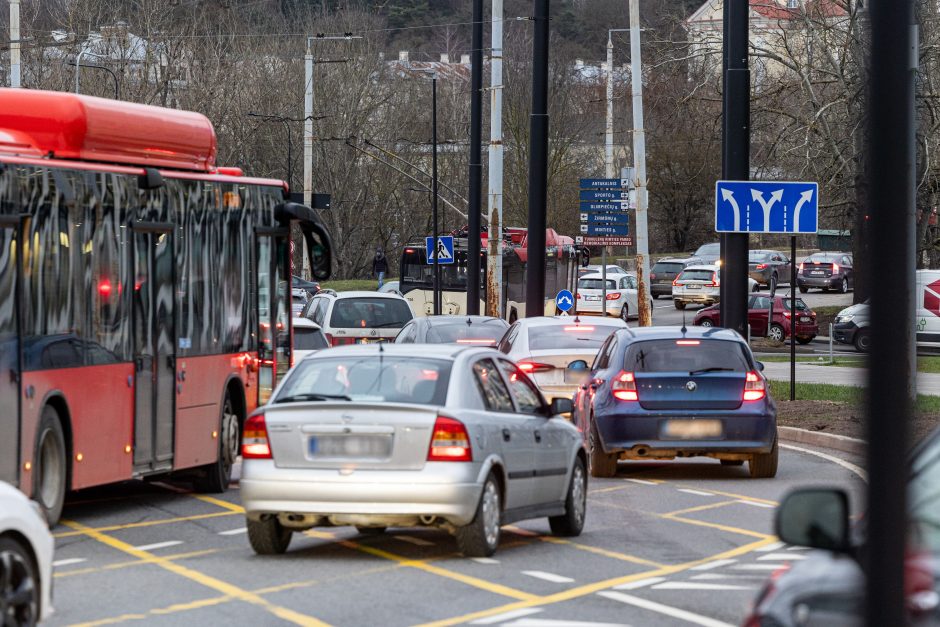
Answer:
[694,294,819,344]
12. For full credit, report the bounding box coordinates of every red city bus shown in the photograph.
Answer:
[0,89,333,524]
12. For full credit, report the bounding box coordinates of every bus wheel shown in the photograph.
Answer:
[196,393,239,493]
[34,406,67,527]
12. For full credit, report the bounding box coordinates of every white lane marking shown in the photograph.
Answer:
[470,608,543,624]
[472,557,500,565]
[652,582,756,591]
[613,576,667,590]
[678,489,715,497]
[757,553,807,561]
[522,570,576,584]
[598,591,735,627]
[218,527,247,536]
[780,443,867,481]
[733,564,787,571]
[787,545,810,551]
[505,620,631,627]
[393,535,435,546]
[691,573,772,581]
[52,558,87,567]
[131,540,183,552]
[626,479,658,486]
[690,559,737,571]
[735,499,775,509]
[755,541,786,552]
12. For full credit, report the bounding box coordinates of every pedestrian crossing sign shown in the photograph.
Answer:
[425,236,455,264]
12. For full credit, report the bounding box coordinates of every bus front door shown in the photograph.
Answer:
[0,217,21,485]
[132,227,176,473]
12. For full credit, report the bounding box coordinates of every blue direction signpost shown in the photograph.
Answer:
[580,190,629,202]
[714,181,818,234]
[581,213,629,225]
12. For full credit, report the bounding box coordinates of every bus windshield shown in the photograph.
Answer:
[400,247,484,292]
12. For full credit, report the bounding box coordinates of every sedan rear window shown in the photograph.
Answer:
[427,321,507,345]
[677,270,715,282]
[622,339,751,373]
[528,324,619,350]
[652,262,683,273]
[329,298,413,329]
[277,356,451,405]
[294,327,328,350]
[578,278,616,290]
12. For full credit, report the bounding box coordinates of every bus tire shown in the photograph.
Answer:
[195,391,239,493]
[33,405,67,527]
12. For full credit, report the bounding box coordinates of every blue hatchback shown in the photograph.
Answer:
[572,326,777,478]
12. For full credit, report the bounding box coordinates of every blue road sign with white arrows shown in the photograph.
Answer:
[579,178,627,189]
[556,289,575,312]
[715,181,818,234]
[580,190,629,202]
[425,236,455,264]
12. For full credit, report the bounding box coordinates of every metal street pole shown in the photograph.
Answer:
[719,0,750,337]
[629,0,651,326]
[10,0,20,88]
[525,0,550,318]
[865,0,916,624]
[486,0,505,318]
[467,0,484,315]
[432,75,442,316]
[603,32,614,310]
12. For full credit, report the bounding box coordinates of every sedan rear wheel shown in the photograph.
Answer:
[749,437,779,479]
[549,457,586,537]
[456,473,501,557]
[798,285,808,294]
[840,277,849,294]
[247,516,293,555]
[620,305,629,322]
[0,537,39,626]
[589,419,617,478]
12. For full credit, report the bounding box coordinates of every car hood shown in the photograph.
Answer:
[837,303,869,318]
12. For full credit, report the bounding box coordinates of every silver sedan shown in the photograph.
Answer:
[240,344,587,557]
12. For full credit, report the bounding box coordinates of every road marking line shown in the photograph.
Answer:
[470,608,543,624]
[613,576,667,590]
[757,553,806,561]
[733,564,786,571]
[472,557,500,565]
[538,536,665,568]
[522,571,575,584]
[190,493,246,513]
[597,591,735,627]
[504,620,631,627]
[690,573,770,581]
[52,558,86,567]
[651,581,756,591]
[413,537,779,627]
[665,484,778,506]
[589,484,633,495]
[662,514,772,539]
[505,526,541,537]
[690,559,737,571]
[132,540,183,551]
[787,545,810,551]
[54,549,220,579]
[735,499,775,509]
[626,478,659,485]
[678,489,715,497]
[62,519,330,627]
[755,541,786,552]
[662,500,739,517]
[218,527,248,536]
[53,511,239,538]
[780,443,868,481]
[393,535,436,547]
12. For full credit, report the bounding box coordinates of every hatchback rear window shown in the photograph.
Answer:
[782,299,810,312]
[805,254,838,263]
[652,262,683,273]
[623,339,751,373]
[277,356,451,405]
[294,327,328,350]
[677,270,715,282]
[578,278,616,290]
[528,324,618,350]
[427,322,507,345]
[329,298,413,329]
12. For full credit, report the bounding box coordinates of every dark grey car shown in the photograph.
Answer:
[649,257,701,298]
[748,249,792,289]
[798,252,854,294]
[693,242,721,265]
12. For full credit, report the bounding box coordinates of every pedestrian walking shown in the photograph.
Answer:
[372,247,388,289]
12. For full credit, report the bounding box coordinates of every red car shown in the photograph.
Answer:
[693,294,818,344]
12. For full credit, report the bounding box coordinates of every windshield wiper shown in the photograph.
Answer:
[275,393,352,403]
[372,321,407,328]
[688,367,736,376]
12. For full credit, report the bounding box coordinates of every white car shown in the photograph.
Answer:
[672,264,758,310]
[378,280,401,295]
[497,316,627,403]
[299,291,415,346]
[0,481,54,623]
[575,272,648,321]
[292,317,329,362]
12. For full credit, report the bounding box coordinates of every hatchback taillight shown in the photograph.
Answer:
[743,371,766,401]
[242,413,272,459]
[519,361,554,374]
[427,415,472,462]
[612,371,638,401]
[606,292,621,301]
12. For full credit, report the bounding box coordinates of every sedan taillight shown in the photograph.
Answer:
[242,413,272,459]
[518,361,554,374]
[612,371,638,401]
[427,415,472,462]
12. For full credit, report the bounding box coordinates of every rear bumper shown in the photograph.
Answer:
[240,460,483,526]
[651,283,673,297]
[576,300,624,316]
[798,274,842,288]
[673,293,719,305]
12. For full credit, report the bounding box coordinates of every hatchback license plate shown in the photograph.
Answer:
[685,284,700,290]
[662,419,722,439]
[308,434,392,459]
[800,316,811,322]
[585,295,600,301]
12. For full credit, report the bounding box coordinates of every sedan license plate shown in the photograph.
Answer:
[811,271,825,275]
[585,295,601,301]
[662,419,722,439]
[308,435,392,459]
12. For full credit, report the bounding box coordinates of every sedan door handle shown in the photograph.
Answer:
[502,428,511,442]
[534,430,542,443]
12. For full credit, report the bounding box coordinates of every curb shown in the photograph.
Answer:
[778,426,866,456]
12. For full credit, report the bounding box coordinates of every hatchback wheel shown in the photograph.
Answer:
[549,457,586,537]
[839,277,849,294]
[798,285,808,294]
[796,336,814,345]
[589,420,618,478]
[749,438,779,479]
[0,536,39,626]
[247,516,293,555]
[768,323,785,343]
[619,305,629,322]
[456,473,501,557]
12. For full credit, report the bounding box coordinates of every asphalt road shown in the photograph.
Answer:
[48,444,865,627]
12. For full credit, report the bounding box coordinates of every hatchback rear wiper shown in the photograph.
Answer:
[688,367,736,376]
[275,393,352,403]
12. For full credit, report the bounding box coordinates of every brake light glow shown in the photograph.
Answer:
[799,262,804,273]
[755,263,767,270]
[242,414,272,459]
[405,248,414,253]
[833,262,840,273]
[564,326,595,332]
[743,371,766,401]
[456,338,496,344]
[518,361,554,373]
[676,340,700,346]
[673,278,681,286]
[606,292,621,301]
[427,415,472,462]
[612,371,638,401]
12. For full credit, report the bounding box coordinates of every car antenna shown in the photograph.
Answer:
[681,311,687,335]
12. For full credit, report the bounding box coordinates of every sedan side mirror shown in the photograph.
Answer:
[775,488,852,554]
[548,397,574,416]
